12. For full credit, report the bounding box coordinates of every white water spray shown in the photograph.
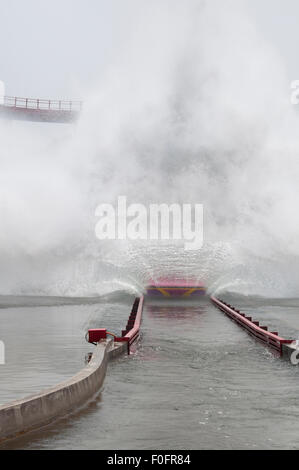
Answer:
[1,0,299,298]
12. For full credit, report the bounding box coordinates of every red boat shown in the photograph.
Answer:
[146,279,206,298]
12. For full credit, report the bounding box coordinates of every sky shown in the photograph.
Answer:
[0,0,299,100]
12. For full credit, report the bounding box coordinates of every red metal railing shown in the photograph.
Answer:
[115,296,144,353]
[87,296,144,354]
[0,95,82,112]
[211,296,294,355]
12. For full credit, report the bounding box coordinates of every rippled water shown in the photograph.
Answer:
[2,295,299,449]
[0,294,133,405]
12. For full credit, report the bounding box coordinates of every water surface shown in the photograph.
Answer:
[1,295,299,449]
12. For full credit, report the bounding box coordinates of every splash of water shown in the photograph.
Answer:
[1,0,299,298]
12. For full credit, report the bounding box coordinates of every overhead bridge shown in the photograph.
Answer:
[0,96,82,123]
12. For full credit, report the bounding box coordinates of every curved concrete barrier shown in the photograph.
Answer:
[0,339,127,442]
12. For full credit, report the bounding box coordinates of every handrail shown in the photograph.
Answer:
[211,296,294,355]
[0,95,82,112]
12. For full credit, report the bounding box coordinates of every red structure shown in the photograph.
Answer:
[87,296,144,354]
[87,329,108,344]
[0,95,82,123]
[147,279,206,298]
[211,296,294,355]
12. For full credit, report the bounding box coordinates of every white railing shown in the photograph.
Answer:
[0,96,82,112]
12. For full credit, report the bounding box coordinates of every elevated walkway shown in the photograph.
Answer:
[0,96,82,123]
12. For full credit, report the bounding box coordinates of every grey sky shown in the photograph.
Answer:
[0,0,298,99]
[247,0,299,77]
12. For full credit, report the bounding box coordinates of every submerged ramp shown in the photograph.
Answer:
[7,299,299,450]
[2,294,299,448]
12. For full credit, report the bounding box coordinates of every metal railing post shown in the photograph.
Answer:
[2,95,82,120]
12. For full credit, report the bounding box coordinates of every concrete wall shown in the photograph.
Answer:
[0,339,127,442]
